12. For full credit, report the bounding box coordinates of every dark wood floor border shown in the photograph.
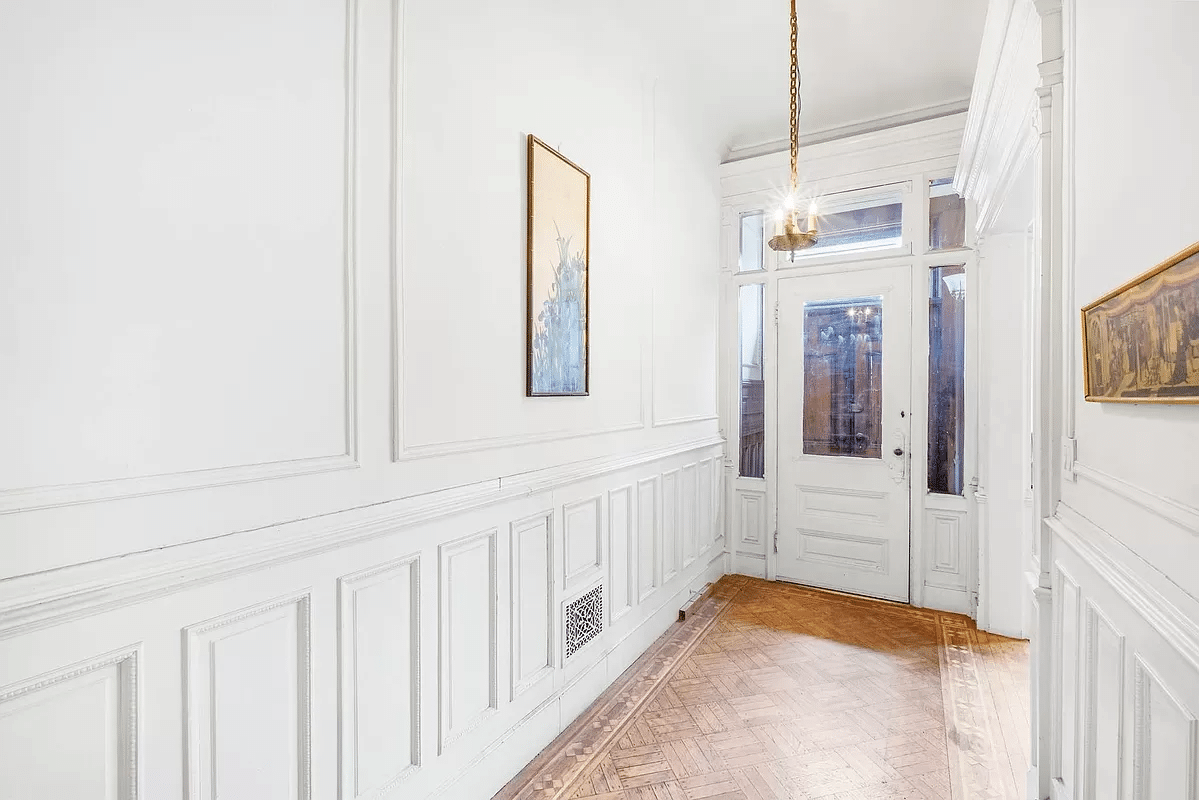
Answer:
[492,575,752,800]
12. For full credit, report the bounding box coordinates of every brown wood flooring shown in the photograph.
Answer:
[495,576,1029,800]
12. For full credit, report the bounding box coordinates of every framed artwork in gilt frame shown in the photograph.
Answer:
[526,134,590,397]
[1081,241,1199,403]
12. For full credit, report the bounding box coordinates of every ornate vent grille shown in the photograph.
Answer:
[564,584,603,659]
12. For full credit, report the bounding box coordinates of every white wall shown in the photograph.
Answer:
[1050,3,1199,795]
[0,0,723,797]
[960,1,1199,797]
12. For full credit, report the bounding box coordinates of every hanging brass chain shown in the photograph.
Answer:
[789,0,799,195]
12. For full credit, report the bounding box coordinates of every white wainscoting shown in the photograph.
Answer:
[0,439,724,800]
[1046,511,1199,800]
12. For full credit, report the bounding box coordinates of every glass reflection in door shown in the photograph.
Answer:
[802,296,884,458]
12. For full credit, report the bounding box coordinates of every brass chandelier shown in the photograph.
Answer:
[767,0,818,254]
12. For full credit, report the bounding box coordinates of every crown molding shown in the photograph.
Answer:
[955,0,1043,230]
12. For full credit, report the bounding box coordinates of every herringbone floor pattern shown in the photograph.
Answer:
[496,576,1028,800]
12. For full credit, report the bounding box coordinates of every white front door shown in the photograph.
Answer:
[776,265,913,602]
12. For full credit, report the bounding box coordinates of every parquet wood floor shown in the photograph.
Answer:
[495,576,1029,800]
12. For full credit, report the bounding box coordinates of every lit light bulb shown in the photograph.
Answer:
[774,209,785,221]
[783,194,795,210]
[808,199,818,215]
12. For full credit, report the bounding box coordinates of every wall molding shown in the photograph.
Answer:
[723,98,971,164]
[0,0,364,515]
[0,435,722,642]
[510,512,554,701]
[1050,514,1199,673]
[437,529,498,754]
[0,644,140,800]
[337,555,421,799]
[1133,656,1199,800]
[608,486,635,624]
[184,592,312,800]
[1073,462,1199,537]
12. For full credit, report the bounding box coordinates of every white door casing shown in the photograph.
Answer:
[776,264,913,602]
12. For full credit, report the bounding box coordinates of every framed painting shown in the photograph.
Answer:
[527,134,590,397]
[1082,241,1199,403]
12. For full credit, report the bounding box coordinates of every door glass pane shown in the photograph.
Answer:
[739,212,765,272]
[928,265,966,494]
[738,284,765,477]
[929,178,966,251]
[802,296,883,458]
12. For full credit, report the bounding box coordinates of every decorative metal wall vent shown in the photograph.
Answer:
[564,584,603,659]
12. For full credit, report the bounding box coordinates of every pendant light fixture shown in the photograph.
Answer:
[767,0,818,254]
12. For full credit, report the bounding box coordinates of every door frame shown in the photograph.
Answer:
[773,263,916,602]
[717,116,980,615]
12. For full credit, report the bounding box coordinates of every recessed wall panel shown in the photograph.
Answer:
[438,530,497,752]
[186,595,311,800]
[0,648,138,800]
[563,497,603,589]
[0,0,352,492]
[608,487,634,622]
[339,557,420,798]
[682,463,698,566]
[698,459,713,555]
[1084,604,1124,800]
[1135,658,1199,800]
[637,477,659,600]
[510,514,552,698]
[662,470,679,581]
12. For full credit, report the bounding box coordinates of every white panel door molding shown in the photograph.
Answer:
[437,529,497,753]
[184,593,312,800]
[776,265,914,601]
[0,0,363,515]
[510,512,553,700]
[736,490,767,554]
[0,645,139,800]
[338,556,421,799]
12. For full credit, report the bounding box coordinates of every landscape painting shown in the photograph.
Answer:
[1082,242,1199,403]
[527,135,590,397]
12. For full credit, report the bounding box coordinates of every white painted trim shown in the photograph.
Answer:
[723,99,971,164]
[0,0,364,514]
[0,436,723,641]
[437,529,499,754]
[337,554,422,798]
[1073,463,1199,537]
[0,644,141,800]
[426,549,727,800]
[184,592,313,800]
[1049,514,1199,673]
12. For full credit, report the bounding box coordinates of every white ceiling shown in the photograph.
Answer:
[637,0,988,158]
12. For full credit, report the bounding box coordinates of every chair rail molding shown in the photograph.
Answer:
[0,435,723,642]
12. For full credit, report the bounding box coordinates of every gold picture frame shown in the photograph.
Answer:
[1081,241,1199,403]
[526,134,590,397]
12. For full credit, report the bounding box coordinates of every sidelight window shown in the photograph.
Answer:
[738,284,766,478]
[928,265,967,494]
